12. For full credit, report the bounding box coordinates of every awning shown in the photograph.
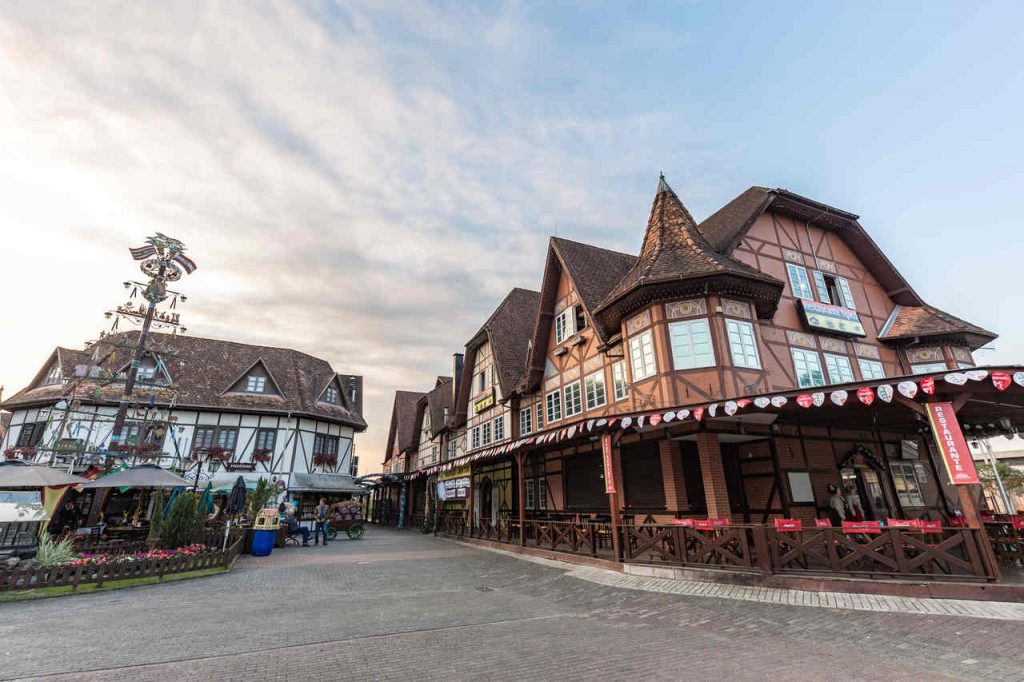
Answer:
[289,472,367,494]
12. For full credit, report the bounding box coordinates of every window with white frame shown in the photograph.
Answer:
[811,270,831,303]
[858,359,885,380]
[493,415,504,440]
[216,427,238,451]
[836,277,855,310]
[525,478,535,510]
[555,308,572,344]
[471,426,481,450]
[44,363,62,386]
[481,421,492,446]
[324,386,339,403]
[536,401,544,430]
[563,381,583,418]
[786,263,814,300]
[537,475,547,509]
[823,353,855,384]
[668,319,715,370]
[911,362,947,374]
[545,390,562,423]
[448,439,457,460]
[890,462,925,506]
[520,406,533,435]
[791,348,825,388]
[245,375,267,393]
[611,361,628,401]
[629,330,657,381]
[725,319,761,369]
[584,370,607,410]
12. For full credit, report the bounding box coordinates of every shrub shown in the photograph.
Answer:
[148,487,166,543]
[162,492,202,549]
[36,533,78,567]
[246,477,273,521]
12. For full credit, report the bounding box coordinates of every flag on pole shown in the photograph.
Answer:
[173,253,197,274]
[130,245,157,260]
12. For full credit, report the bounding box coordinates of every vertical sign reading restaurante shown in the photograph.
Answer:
[600,433,616,494]
[925,402,980,485]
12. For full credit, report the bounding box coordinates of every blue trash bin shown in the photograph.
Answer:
[250,529,276,556]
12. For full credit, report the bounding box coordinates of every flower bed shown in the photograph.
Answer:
[65,544,209,567]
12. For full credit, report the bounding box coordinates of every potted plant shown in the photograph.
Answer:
[252,449,272,463]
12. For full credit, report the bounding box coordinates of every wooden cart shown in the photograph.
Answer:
[325,501,364,541]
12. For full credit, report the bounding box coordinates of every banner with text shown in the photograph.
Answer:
[926,401,980,485]
[601,433,616,495]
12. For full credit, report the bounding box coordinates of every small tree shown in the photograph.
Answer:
[162,492,201,548]
[148,487,166,544]
[246,477,273,522]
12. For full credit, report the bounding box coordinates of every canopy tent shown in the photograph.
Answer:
[289,472,367,494]
[80,464,190,489]
[0,460,90,488]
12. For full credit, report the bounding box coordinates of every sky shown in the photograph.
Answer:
[1,2,1022,473]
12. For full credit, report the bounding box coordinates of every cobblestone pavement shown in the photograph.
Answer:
[2,528,1024,681]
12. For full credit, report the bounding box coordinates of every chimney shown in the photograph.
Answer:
[451,353,464,407]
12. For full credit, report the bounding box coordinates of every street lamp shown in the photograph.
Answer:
[191,448,222,493]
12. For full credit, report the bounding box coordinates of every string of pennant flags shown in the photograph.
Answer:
[408,369,1024,479]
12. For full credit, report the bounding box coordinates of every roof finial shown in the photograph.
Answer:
[656,172,671,195]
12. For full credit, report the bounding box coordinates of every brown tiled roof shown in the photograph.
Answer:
[385,390,426,459]
[425,377,454,439]
[879,304,997,350]
[551,237,637,318]
[698,186,773,252]
[0,332,367,429]
[469,288,541,395]
[596,177,783,324]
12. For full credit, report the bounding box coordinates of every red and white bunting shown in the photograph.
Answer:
[663,411,676,422]
[693,407,704,422]
[944,372,968,386]
[920,377,936,395]
[811,392,825,407]
[621,417,633,429]
[1014,372,1024,389]
[567,425,577,439]
[649,413,663,426]
[678,409,690,420]
[897,381,918,399]
[637,415,646,428]
[877,384,893,403]
[736,398,751,409]
[857,386,874,406]
[830,390,848,406]
[708,403,718,418]
[993,371,1012,391]
[724,401,738,416]
[754,397,770,409]
[796,394,813,408]
[965,369,988,382]
[771,396,788,408]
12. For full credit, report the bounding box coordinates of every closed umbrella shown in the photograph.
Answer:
[80,464,190,489]
[0,460,89,487]
[163,486,183,516]
[198,482,214,515]
[223,476,248,551]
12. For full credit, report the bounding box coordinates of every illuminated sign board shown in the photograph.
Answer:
[797,299,866,337]
[473,390,495,414]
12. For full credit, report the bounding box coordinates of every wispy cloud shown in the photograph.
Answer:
[0,2,686,469]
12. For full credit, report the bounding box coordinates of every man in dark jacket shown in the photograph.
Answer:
[314,498,330,546]
[283,509,310,546]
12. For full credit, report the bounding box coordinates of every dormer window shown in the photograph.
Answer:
[246,375,267,393]
[43,363,62,386]
[555,305,587,345]
[324,386,339,404]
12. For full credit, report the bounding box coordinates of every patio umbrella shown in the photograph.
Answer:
[80,464,190,489]
[198,482,214,515]
[0,460,89,487]
[222,476,248,551]
[163,486,183,516]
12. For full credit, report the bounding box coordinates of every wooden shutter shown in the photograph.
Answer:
[622,441,666,510]
[564,452,608,510]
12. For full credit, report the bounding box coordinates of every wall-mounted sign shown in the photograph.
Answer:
[601,433,616,495]
[443,477,470,499]
[926,402,980,485]
[225,462,256,472]
[473,390,495,414]
[797,299,866,337]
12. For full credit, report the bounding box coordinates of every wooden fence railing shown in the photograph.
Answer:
[984,522,1024,569]
[1,533,245,594]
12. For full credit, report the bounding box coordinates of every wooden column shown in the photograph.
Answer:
[467,461,475,537]
[516,452,526,546]
[605,436,623,562]
[696,432,731,519]
[659,438,687,515]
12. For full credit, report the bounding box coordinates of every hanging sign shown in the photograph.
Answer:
[600,433,616,495]
[774,518,802,531]
[815,518,833,529]
[473,390,495,414]
[925,402,980,485]
[797,299,866,336]
[842,521,881,534]
[671,518,694,527]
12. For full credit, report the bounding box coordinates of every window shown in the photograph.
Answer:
[474,371,486,394]
[786,263,814,300]
[536,401,544,430]
[324,386,339,404]
[555,309,571,344]
[890,462,925,506]
[537,475,547,510]
[216,427,238,451]
[563,381,583,418]
[823,353,855,384]
[245,375,266,393]
[520,407,533,435]
[448,439,457,460]
[314,434,339,459]
[629,330,657,381]
[611,361,628,401]
[16,422,46,448]
[911,362,947,374]
[123,423,164,447]
[255,428,276,452]
[791,348,825,388]
[193,426,216,450]
[481,421,492,446]
[44,363,63,386]
[725,319,761,369]
[545,390,562,423]
[811,270,831,304]
[668,320,715,370]
[787,471,815,503]
[836,277,855,310]
[574,305,587,333]
[525,478,535,510]
[137,365,158,384]
[584,371,607,410]
[858,359,885,380]
[493,415,504,440]
[471,426,481,450]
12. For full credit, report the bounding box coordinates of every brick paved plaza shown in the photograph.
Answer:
[2,528,1024,681]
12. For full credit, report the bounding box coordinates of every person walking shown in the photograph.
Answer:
[314,497,330,546]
